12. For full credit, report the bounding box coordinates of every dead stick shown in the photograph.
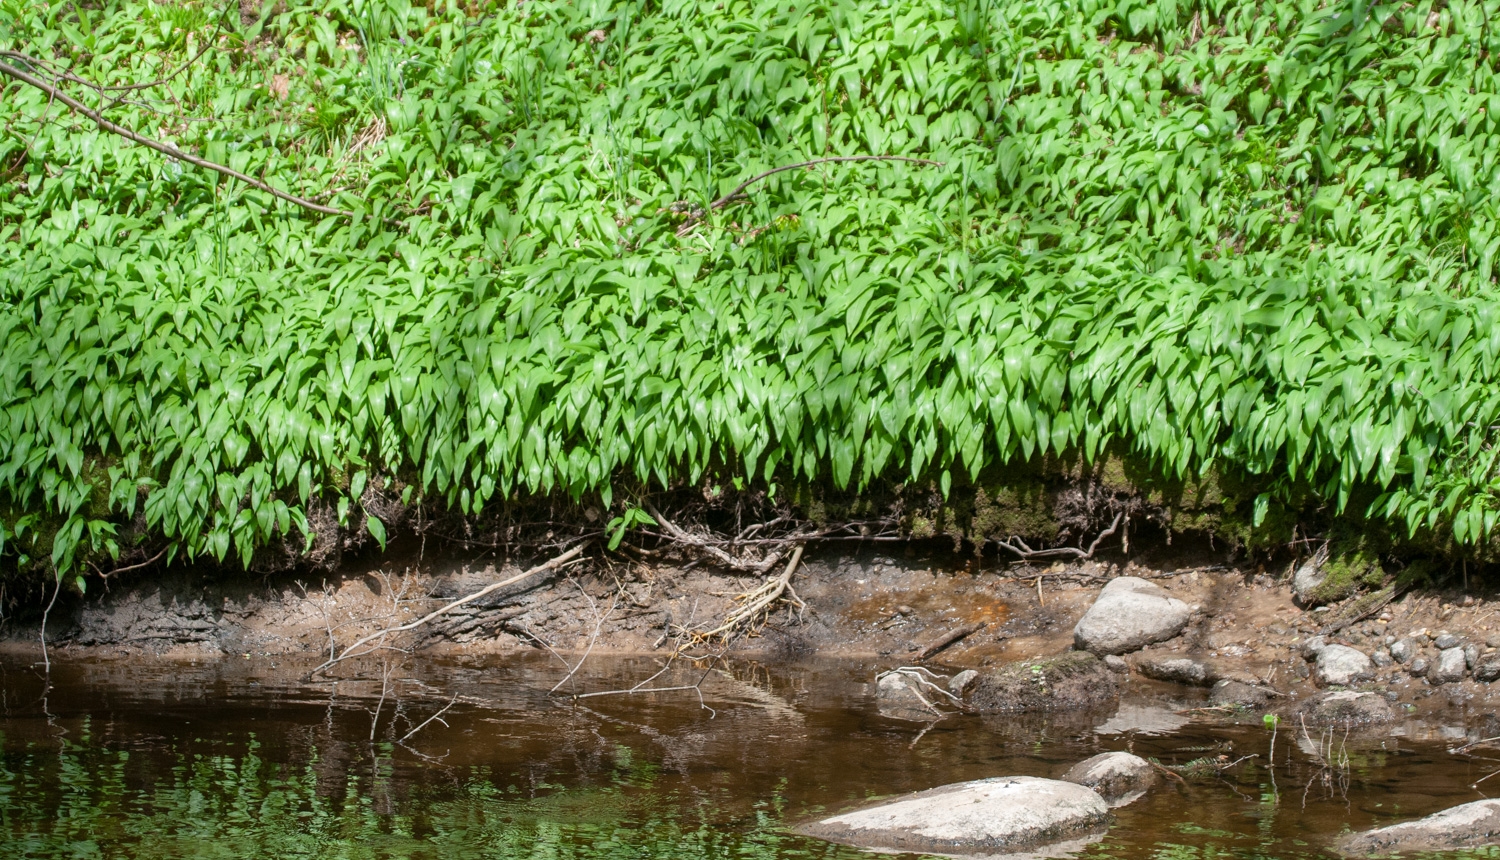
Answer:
[0,59,357,218]
[398,693,458,744]
[312,544,586,675]
[915,621,987,662]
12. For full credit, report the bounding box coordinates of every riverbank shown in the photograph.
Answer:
[6,542,1500,722]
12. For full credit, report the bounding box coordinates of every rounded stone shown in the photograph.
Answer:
[1062,752,1157,807]
[1073,577,1192,656]
[1389,638,1417,663]
[1295,690,1395,727]
[797,776,1111,856]
[1430,647,1467,685]
[1338,799,1500,855]
[1137,657,1212,686]
[1315,645,1375,687]
[1210,678,1271,709]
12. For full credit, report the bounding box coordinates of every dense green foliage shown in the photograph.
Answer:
[3,0,1500,577]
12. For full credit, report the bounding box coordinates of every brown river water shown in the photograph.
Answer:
[1,652,1497,859]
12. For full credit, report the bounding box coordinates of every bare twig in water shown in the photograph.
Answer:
[369,658,396,743]
[995,511,1124,561]
[549,580,619,695]
[312,544,587,676]
[1451,736,1500,755]
[38,574,61,672]
[398,693,459,744]
[574,656,722,717]
[0,58,358,218]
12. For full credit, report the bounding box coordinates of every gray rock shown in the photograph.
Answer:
[1295,690,1396,727]
[1293,661,1311,680]
[1435,633,1462,649]
[1062,752,1156,808]
[1370,649,1393,668]
[1137,657,1213,686]
[1292,556,1328,604]
[1338,799,1500,856]
[797,776,1111,856]
[1302,635,1329,658]
[1390,638,1417,663]
[876,672,938,721]
[1103,655,1129,674]
[1475,660,1500,683]
[948,669,979,695]
[1315,645,1375,687]
[1431,647,1467,685]
[1467,644,1480,671]
[1209,679,1271,709]
[1410,656,1429,676]
[1073,577,1192,655]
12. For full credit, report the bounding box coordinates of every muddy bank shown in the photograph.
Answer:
[4,543,1500,720]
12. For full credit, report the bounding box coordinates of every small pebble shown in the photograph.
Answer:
[1434,633,1462,649]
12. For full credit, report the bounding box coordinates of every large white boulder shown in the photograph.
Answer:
[1073,577,1192,655]
[798,776,1110,856]
[1338,799,1500,855]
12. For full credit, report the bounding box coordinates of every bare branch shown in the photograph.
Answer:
[398,693,458,744]
[311,543,587,676]
[0,59,358,219]
[914,621,987,662]
[95,547,167,579]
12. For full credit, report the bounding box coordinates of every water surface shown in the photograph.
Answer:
[1,653,1496,859]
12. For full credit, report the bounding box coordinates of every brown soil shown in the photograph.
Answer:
[5,544,1500,718]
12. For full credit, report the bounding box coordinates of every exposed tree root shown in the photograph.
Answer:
[689,544,806,643]
[994,510,1124,560]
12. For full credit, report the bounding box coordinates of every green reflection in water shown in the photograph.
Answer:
[8,726,1500,860]
[0,727,866,860]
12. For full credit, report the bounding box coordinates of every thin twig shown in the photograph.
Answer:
[312,544,587,675]
[0,59,358,218]
[369,659,395,743]
[39,574,62,672]
[549,583,618,695]
[96,547,167,579]
[398,693,459,744]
